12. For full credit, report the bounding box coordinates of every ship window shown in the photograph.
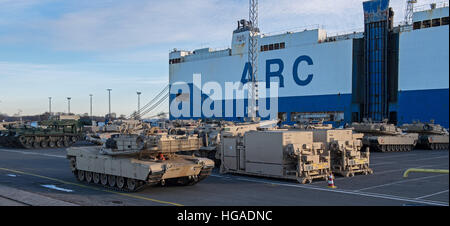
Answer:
[263,45,268,51]
[432,18,441,27]
[422,20,431,28]
[442,17,449,25]
[274,43,280,50]
[261,46,264,52]
[280,42,285,49]
[413,21,421,30]
[268,44,274,50]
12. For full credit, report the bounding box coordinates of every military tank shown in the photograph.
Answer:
[0,120,82,149]
[67,133,214,192]
[401,121,449,150]
[351,120,418,152]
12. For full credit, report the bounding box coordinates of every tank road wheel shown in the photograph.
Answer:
[48,140,56,148]
[116,177,125,189]
[93,173,100,184]
[77,170,85,181]
[71,136,78,143]
[40,140,48,148]
[108,175,116,187]
[23,139,33,149]
[380,145,386,152]
[126,178,137,191]
[33,140,41,149]
[85,171,93,183]
[63,139,71,148]
[18,136,26,145]
[100,174,108,186]
[56,139,63,148]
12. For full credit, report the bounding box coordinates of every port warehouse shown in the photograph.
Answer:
[168,0,449,128]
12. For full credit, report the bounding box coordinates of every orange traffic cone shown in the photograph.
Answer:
[327,174,336,189]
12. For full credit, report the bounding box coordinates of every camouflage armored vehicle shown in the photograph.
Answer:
[0,119,82,149]
[312,129,373,177]
[401,121,449,150]
[351,120,418,152]
[67,134,214,191]
[220,130,331,184]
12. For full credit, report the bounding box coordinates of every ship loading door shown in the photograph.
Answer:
[362,0,394,122]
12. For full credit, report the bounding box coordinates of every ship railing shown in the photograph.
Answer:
[413,1,449,12]
[323,27,364,42]
[260,24,323,37]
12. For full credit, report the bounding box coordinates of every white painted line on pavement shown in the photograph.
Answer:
[415,190,449,200]
[212,174,448,206]
[356,174,448,192]
[234,176,448,206]
[6,174,17,177]
[41,185,74,193]
[0,148,66,159]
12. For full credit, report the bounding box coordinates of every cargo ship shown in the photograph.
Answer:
[168,0,449,128]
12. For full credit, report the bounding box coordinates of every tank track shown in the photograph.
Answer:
[73,170,150,193]
[0,135,78,149]
[371,144,415,152]
[426,143,449,150]
[72,167,213,192]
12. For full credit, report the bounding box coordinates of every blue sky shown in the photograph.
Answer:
[0,0,436,117]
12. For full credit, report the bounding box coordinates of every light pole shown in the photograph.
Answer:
[67,97,71,114]
[89,94,93,121]
[137,91,142,119]
[107,89,112,119]
[48,97,52,115]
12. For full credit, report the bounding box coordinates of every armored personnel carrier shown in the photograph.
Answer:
[0,120,82,149]
[401,121,449,150]
[351,120,418,152]
[67,134,214,191]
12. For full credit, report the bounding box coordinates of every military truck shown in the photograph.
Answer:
[220,130,331,184]
[312,129,373,177]
[401,121,449,150]
[351,120,418,152]
[67,134,214,191]
[0,119,82,149]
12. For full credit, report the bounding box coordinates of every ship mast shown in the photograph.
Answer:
[247,0,259,120]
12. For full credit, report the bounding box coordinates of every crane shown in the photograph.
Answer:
[405,0,417,25]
